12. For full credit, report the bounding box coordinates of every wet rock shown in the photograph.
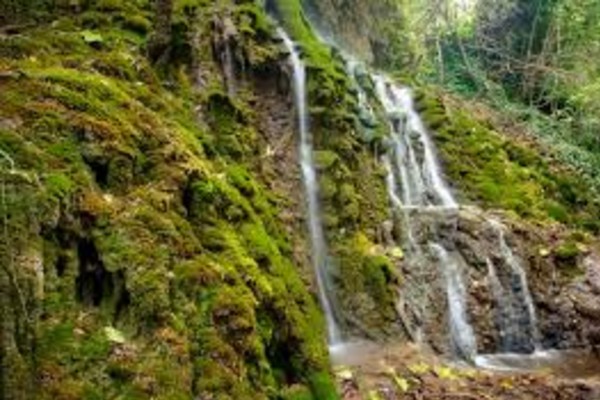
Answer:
[573,291,600,319]
[584,255,600,294]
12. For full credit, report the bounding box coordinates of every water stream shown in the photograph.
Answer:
[373,73,544,361]
[431,244,478,360]
[486,219,541,353]
[375,77,457,208]
[278,28,342,346]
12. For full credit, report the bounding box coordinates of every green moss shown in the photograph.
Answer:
[43,172,74,199]
[271,0,334,68]
[281,385,314,400]
[544,200,570,224]
[419,93,600,230]
[314,150,340,170]
[364,255,400,304]
[334,233,400,337]
[122,14,152,34]
[0,2,343,399]
[555,241,580,261]
[95,0,124,12]
[307,372,338,400]
[319,175,338,200]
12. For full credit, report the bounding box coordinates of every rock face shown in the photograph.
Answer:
[386,202,600,357]
[303,0,399,62]
[464,210,600,354]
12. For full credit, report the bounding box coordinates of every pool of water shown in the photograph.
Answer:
[330,340,600,380]
[474,350,600,378]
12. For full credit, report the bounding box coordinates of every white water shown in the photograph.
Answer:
[278,29,342,345]
[431,244,478,360]
[375,74,476,359]
[374,76,457,208]
[222,42,236,97]
[487,220,541,352]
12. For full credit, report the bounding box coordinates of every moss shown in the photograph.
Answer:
[544,200,570,224]
[122,14,152,34]
[281,385,314,400]
[334,233,400,337]
[95,0,124,12]
[553,240,584,278]
[419,92,600,230]
[314,150,340,170]
[364,255,400,304]
[338,183,360,222]
[43,172,75,200]
[307,372,338,400]
[555,241,580,261]
[319,175,338,200]
[0,2,341,398]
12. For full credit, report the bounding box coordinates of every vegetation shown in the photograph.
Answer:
[2,0,600,398]
[414,90,600,232]
[0,0,344,398]
[372,0,600,193]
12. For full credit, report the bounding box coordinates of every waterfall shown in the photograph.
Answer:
[374,74,477,359]
[431,244,478,360]
[276,20,541,361]
[278,28,342,346]
[487,220,541,353]
[375,76,457,209]
[222,42,236,97]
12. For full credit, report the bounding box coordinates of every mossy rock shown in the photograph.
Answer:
[555,241,580,262]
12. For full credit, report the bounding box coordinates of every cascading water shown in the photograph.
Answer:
[373,71,544,362]
[431,244,478,360]
[486,220,541,353]
[278,28,342,346]
[222,42,236,97]
[375,77,457,209]
[374,74,477,360]
[277,12,543,362]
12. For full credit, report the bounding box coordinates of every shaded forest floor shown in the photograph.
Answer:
[333,343,600,400]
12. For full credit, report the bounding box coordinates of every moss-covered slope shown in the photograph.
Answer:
[0,1,344,398]
[414,89,600,234]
